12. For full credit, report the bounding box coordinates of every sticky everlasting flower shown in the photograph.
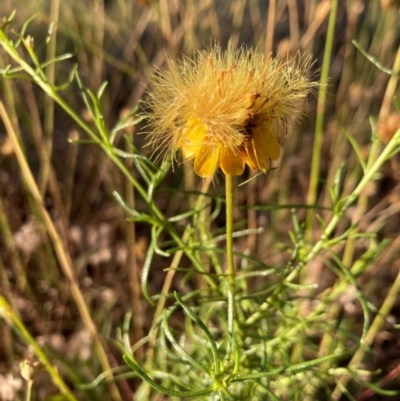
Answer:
[146,43,315,177]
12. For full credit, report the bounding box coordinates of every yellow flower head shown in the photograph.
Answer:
[146,43,315,177]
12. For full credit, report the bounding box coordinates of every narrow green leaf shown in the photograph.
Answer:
[352,40,400,78]
[1,10,16,29]
[233,353,341,382]
[174,292,221,375]
[97,81,108,99]
[40,53,74,69]
[344,130,366,172]
[123,355,214,397]
[162,310,210,374]
[167,202,211,222]
[112,191,141,218]
[141,245,156,306]
[151,225,169,257]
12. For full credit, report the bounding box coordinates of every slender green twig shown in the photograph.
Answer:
[0,26,213,283]
[0,296,78,401]
[25,380,33,401]
[352,40,400,78]
[293,129,400,282]
[39,0,60,194]
[306,0,339,233]
[246,127,400,325]
[0,101,122,401]
[146,177,213,355]
[331,266,400,400]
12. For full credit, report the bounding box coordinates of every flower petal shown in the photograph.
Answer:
[194,145,220,177]
[242,139,258,170]
[220,147,245,176]
[252,128,280,172]
[178,117,207,160]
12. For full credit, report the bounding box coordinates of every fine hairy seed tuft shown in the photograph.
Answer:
[146,43,317,177]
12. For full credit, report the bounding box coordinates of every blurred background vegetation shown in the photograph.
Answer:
[0,0,400,400]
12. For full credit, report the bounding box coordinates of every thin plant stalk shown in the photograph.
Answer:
[146,176,213,358]
[380,45,400,118]
[92,0,105,89]
[0,102,122,401]
[64,130,80,219]
[0,296,78,401]
[330,45,400,400]
[225,172,239,355]
[124,127,144,350]
[230,0,247,47]
[298,0,340,331]
[39,0,60,194]
[0,196,29,293]
[300,130,399,276]
[265,0,276,55]
[331,266,400,400]
[246,126,400,325]
[342,44,400,268]
[305,0,339,233]
[25,380,33,401]
[314,44,400,394]
[0,28,213,281]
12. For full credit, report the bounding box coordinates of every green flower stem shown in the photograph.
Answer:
[225,174,236,299]
[0,296,78,401]
[225,171,240,357]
